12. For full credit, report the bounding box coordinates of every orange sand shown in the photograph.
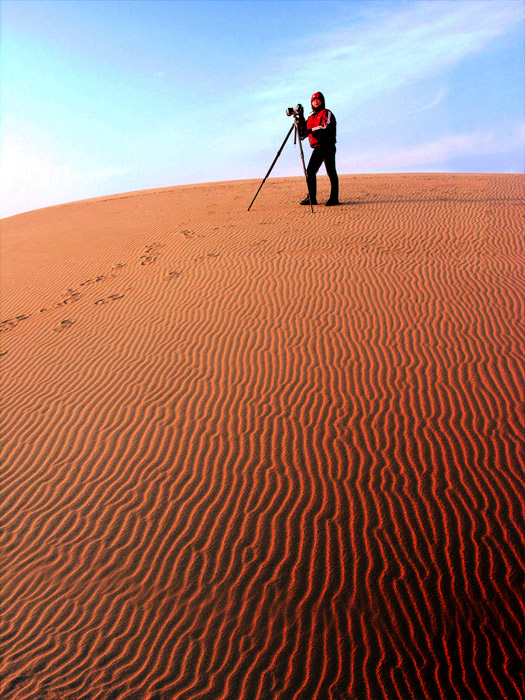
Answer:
[1,174,524,699]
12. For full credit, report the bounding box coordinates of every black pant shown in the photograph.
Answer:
[306,144,339,202]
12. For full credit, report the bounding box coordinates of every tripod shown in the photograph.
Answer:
[248,121,314,213]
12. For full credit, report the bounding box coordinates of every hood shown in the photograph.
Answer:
[311,91,325,110]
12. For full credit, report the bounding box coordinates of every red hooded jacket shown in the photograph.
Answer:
[302,92,337,148]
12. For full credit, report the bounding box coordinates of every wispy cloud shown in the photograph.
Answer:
[250,0,524,109]
[233,0,524,175]
[1,0,523,216]
[406,87,449,115]
[338,124,525,172]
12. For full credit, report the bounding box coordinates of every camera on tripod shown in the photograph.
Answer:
[286,104,304,118]
[248,102,313,212]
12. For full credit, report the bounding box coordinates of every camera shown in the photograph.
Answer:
[286,104,304,118]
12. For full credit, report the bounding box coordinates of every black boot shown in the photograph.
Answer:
[301,196,317,205]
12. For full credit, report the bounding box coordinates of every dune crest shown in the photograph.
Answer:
[1,174,524,699]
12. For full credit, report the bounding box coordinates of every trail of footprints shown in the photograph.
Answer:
[1,232,223,349]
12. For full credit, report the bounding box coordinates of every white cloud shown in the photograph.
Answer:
[338,123,525,172]
[406,87,449,115]
[233,0,524,177]
[244,0,523,122]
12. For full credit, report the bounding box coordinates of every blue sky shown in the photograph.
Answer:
[1,0,524,217]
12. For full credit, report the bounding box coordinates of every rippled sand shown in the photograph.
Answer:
[1,174,524,700]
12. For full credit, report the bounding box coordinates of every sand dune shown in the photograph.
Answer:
[1,174,524,700]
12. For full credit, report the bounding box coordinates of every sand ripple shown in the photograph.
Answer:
[1,175,523,699]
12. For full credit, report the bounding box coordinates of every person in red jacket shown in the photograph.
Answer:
[297,92,340,206]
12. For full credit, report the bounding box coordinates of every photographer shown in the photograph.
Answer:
[296,92,340,206]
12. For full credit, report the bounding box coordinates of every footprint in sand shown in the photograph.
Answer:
[145,243,166,253]
[79,274,107,287]
[140,242,166,265]
[54,319,75,332]
[54,290,82,308]
[42,291,80,313]
[62,294,81,305]
[165,270,182,280]
[0,314,31,332]
[193,251,221,263]
[94,292,127,306]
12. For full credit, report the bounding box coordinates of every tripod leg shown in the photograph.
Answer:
[248,125,295,211]
[296,125,314,213]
